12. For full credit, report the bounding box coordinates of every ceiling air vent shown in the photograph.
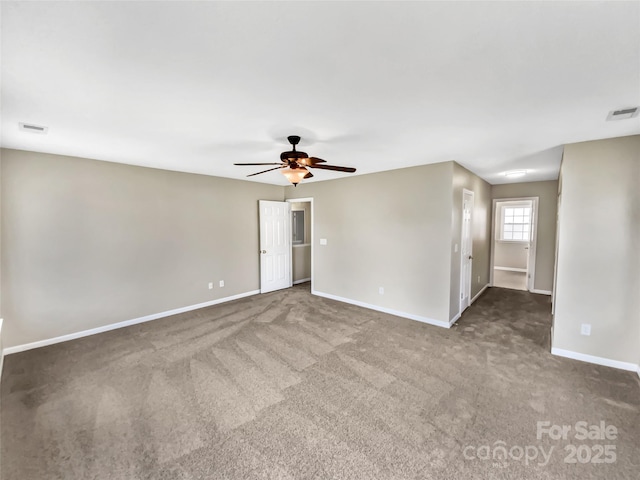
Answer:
[19,122,48,134]
[606,107,639,121]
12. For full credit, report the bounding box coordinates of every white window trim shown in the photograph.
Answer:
[499,203,532,243]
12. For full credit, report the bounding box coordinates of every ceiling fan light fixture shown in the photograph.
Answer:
[504,169,528,178]
[235,134,355,183]
[281,167,309,186]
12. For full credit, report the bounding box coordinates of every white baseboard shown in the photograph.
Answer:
[471,284,490,305]
[530,289,552,295]
[312,290,453,329]
[551,347,639,372]
[293,278,311,285]
[3,290,260,356]
[494,266,527,273]
[446,284,490,326]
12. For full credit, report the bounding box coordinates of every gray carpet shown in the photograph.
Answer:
[2,285,639,479]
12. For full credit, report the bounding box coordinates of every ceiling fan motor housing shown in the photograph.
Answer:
[280,150,309,162]
[281,135,309,164]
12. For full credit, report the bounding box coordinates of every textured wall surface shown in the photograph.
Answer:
[0,149,283,348]
[287,163,454,324]
[554,136,640,364]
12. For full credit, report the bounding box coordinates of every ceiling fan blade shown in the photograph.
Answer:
[307,164,356,173]
[297,157,326,167]
[234,163,283,166]
[303,172,314,179]
[247,166,284,177]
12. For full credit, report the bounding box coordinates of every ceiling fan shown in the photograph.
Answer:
[234,135,356,186]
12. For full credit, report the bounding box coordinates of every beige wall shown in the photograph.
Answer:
[0,150,3,319]
[292,246,311,282]
[0,147,570,351]
[0,151,3,359]
[0,149,283,348]
[450,163,492,320]
[492,180,559,292]
[494,242,528,270]
[286,162,454,323]
[553,136,640,365]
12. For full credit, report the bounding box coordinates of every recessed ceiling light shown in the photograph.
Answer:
[504,170,527,178]
[606,107,638,121]
[19,122,48,134]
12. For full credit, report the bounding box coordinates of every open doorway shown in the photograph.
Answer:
[287,198,313,290]
[491,198,539,291]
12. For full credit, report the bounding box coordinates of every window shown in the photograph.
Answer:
[501,206,531,241]
[292,210,305,245]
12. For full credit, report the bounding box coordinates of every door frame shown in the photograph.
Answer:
[551,190,561,315]
[286,197,314,291]
[460,189,474,314]
[490,196,539,291]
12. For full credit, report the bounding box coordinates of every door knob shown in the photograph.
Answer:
[469,255,473,260]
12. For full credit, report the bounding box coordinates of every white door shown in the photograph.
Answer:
[460,190,474,312]
[259,200,292,293]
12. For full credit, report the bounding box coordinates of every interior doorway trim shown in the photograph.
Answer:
[490,196,539,292]
[286,197,314,291]
[459,188,474,314]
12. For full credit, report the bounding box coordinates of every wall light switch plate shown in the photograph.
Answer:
[454,244,459,252]
[580,324,591,336]
[320,238,327,245]
[208,282,213,290]
[219,280,224,287]
[379,287,384,295]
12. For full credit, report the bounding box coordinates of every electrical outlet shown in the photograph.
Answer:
[477,275,481,283]
[320,238,327,245]
[208,282,213,290]
[580,324,591,336]
[219,280,224,287]
[379,287,384,295]
[454,244,459,253]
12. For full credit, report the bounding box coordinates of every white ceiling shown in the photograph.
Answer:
[1,1,639,186]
